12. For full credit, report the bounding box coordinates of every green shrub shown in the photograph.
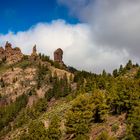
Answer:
[111,123,119,133]
[123,134,136,140]
[46,115,62,140]
[96,131,116,140]
[19,61,31,69]
[27,120,48,140]
[23,55,29,60]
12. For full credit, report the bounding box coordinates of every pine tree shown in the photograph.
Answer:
[102,69,107,77]
[119,64,123,75]
[91,90,109,122]
[65,94,95,139]
[113,69,118,77]
[135,68,140,78]
[127,103,140,138]
[126,60,133,70]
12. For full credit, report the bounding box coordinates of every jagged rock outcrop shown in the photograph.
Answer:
[30,45,38,61]
[0,47,6,63]
[54,48,63,64]
[0,42,23,64]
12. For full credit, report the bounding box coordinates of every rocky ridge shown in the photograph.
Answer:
[0,42,72,107]
[0,42,23,65]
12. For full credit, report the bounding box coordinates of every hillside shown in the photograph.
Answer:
[0,42,140,140]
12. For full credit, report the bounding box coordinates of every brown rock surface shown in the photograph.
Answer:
[30,45,38,61]
[0,67,37,103]
[0,42,23,64]
[49,66,74,82]
[54,48,63,63]
[0,47,5,62]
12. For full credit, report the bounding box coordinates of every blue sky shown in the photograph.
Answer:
[0,0,79,34]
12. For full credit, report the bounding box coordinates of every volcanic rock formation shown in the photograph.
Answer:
[30,45,38,61]
[0,47,5,62]
[54,48,63,64]
[0,42,23,64]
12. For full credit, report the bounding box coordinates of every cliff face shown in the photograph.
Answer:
[0,42,23,64]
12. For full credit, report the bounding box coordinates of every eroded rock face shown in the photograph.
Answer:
[30,45,38,61]
[0,67,37,103]
[0,42,23,64]
[54,48,63,63]
[0,47,5,62]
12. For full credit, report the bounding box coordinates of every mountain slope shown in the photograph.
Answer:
[0,43,140,140]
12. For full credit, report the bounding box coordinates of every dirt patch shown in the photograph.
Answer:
[90,113,126,139]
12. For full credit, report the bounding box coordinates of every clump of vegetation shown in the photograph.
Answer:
[0,94,28,135]
[135,68,140,79]
[96,131,116,140]
[14,98,48,129]
[65,90,109,139]
[65,94,94,139]
[45,73,71,101]
[21,120,48,140]
[39,53,50,62]
[46,115,62,140]
[13,59,32,69]
[111,123,119,133]
[36,63,49,89]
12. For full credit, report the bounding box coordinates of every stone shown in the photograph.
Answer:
[0,42,23,64]
[5,42,23,64]
[5,41,12,50]
[0,47,6,62]
[30,45,38,61]
[54,48,63,63]
[33,45,37,54]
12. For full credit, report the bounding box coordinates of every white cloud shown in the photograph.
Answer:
[58,0,140,68]
[0,20,130,73]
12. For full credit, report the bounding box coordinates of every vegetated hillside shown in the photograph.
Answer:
[0,44,140,140]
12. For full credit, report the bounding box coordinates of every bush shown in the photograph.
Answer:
[123,134,136,140]
[74,134,89,140]
[37,64,49,89]
[96,131,116,140]
[19,61,31,69]
[111,123,119,133]
[23,55,29,60]
[27,120,48,140]
[34,98,48,114]
[46,115,62,140]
